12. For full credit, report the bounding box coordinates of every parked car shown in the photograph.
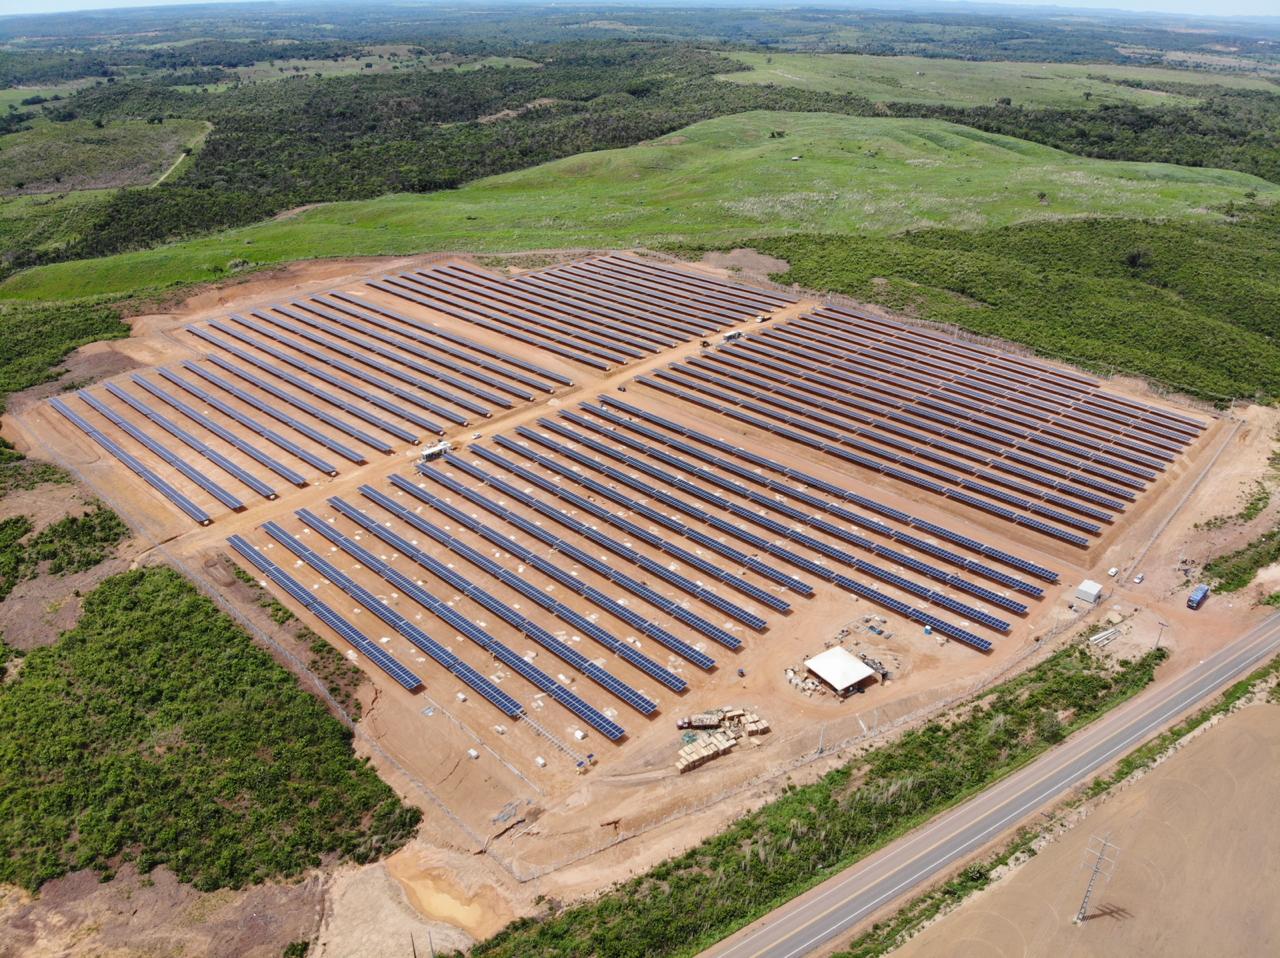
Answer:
[1133,572,1145,584]
[1107,566,1119,577]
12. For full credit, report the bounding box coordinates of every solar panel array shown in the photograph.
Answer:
[369,254,796,371]
[46,252,1209,748]
[228,444,775,738]
[46,277,572,526]
[638,306,1204,547]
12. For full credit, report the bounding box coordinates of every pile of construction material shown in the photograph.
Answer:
[675,707,770,773]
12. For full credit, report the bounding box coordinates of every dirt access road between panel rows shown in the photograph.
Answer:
[699,609,1280,958]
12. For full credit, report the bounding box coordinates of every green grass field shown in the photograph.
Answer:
[0,79,97,112]
[717,52,1280,109]
[0,188,115,255]
[0,117,210,194]
[4,111,1272,302]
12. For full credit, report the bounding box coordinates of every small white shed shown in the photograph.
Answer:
[804,647,876,697]
[1075,579,1103,605]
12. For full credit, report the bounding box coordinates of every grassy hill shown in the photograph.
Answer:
[0,117,209,194]
[3,110,1273,302]
[717,53,1280,110]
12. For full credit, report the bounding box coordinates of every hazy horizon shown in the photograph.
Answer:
[1,0,1278,23]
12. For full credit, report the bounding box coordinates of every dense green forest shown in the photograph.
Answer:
[0,566,421,892]
[462,644,1166,958]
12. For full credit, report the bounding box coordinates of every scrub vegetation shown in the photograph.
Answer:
[0,566,421,892]
[0,503,127,601]
[718,51,1278,110]
[463,645,1166,958]
[746,203,1280,403]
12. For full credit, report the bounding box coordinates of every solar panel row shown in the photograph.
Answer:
[576,402,1042,597]
[156,366,340,475]
[259,519,525,716]
[707,341,1136,506]
[227,533,423,691]
[371,277,615,371]
[190,327,422,445]
[439,264,688,347]
[597,397,1060,582]
[804,307,1201,461]
[413,267,665,357]
[421,461,747,650]
[77,389,245,510]
[50,396,212,525]
[691,349,1119,521]
[230,311,485,421]
[465,443,796,611]
[296,297,553,397]
[560,409,1028,615]
[811,303,1200,439]
[293,508,633,735]
[132,373,308,486]
[640,370,1094,547]
[316,498,658,715]
[385,473,716,669]
[325,291,573,386]
[179,360,368,463]
[103,382,277,500]
[510,422,1010,633]
[346,487,687,692]
[257,305,508,410]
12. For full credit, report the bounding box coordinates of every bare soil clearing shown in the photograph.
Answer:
[896,702,1280,958]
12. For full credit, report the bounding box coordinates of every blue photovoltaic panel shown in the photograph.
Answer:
[279,301,536,402]
[438,264,687,347]
[367,279,613,371]
[176,361,365,465]
[324,291,573,386]
[420,268,664,356]
[420,462,745,651]
[227,534,423,691]
[289,508,627,739]
[103,382,277,500]
[396,272,641,363]
[190,327,416,446]
[387,473,717,669]
[50,396,212,525]
[243,308,499,413]
[317,499,658,714]
[354,486,687,692]
[470,443,797,610]
[447,450,770,630]
[576,404,1042,598]
[501,426,1003,638]
[599,396,1061,584]
[77,389,244,510]
[133,373,308,486]
[259,520,525,717]
[224,313,469,424]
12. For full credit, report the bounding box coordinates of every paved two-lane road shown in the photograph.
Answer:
[701,614,1280,958]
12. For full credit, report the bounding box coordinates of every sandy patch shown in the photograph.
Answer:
[896,702,1280,958]
[0,865,325,958]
